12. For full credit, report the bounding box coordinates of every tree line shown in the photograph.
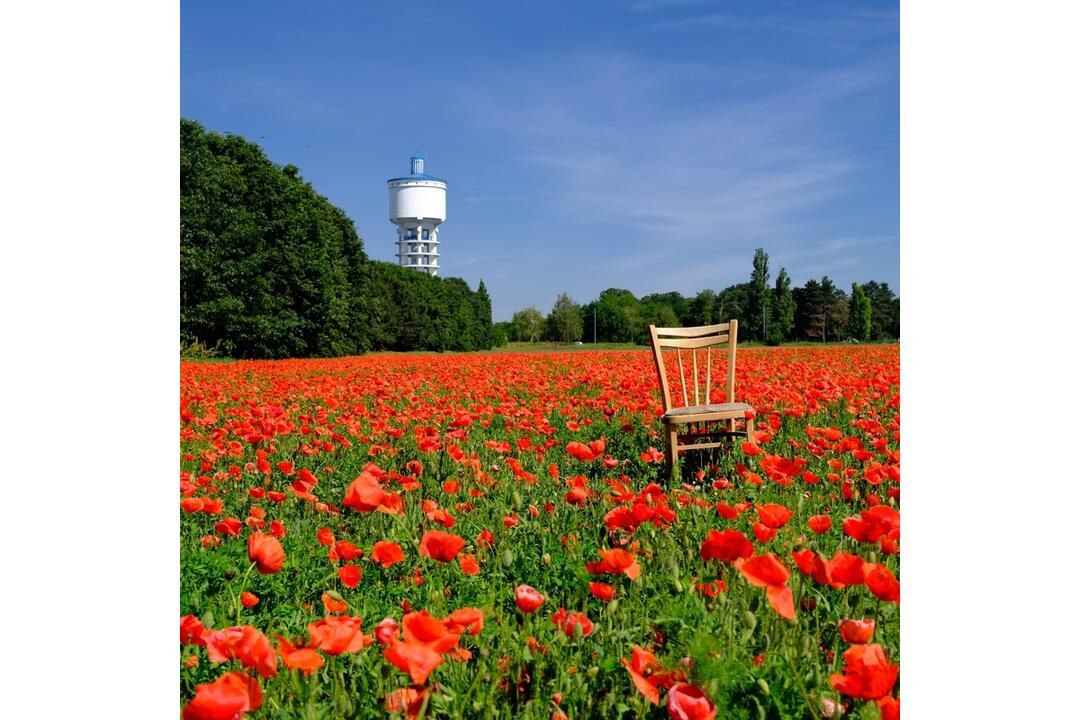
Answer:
[181,119,493,359]
[503,248,899,345]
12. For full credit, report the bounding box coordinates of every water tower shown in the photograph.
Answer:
[388,154,447,276]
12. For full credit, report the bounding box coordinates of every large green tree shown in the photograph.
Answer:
[511,307,545,342]
[747,248,772,341]
[847,283,873,341]
[547,292,584,343]
[863,281,900,340]
[582,289,640,343]
[688,289,717,327]
[770,268,796,344]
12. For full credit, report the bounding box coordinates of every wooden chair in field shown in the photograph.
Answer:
[648,321,756,480]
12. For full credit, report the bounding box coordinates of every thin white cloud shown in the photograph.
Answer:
[452,47,896,311]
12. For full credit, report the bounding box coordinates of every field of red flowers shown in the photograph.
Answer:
[180,345,899,720]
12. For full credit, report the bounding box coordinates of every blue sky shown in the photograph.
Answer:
[182,0,898,321]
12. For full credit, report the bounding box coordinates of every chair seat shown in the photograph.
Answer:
[664,402,754,423]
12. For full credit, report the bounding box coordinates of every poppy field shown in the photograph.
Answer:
[180,345,900,720]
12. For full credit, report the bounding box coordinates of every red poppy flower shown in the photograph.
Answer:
[445,607,485,636]
[384,640,443,685]
[214,517,243,537]
[342,472,384,512]
[566,441,599,461]
[839,619,876,644]
[752,523,777,543]
[307,616,372,655]
[826,553,866,588]
[371,541,405,568]
[829,643,899,700]
[792,549,830,586]
[332,541,361,562]
[338,564,362,588]
[736,554,790,588]
[666,683,716,720]
[551,608,594,638]
[204,626,278,678]
[458,553,480,575]
[419,530,466,562]
[386,687,426,719]
[181,615,207,646]
[765,585,795,620]
[402,611,462,653]
[515,584,546,613]
[240,591,259,608]
[807,515,832,534]
[755,503,793,529]
[182,671,262,720]
[715,501,744,519]
[316,527,335,547]
[586,548,641,579]
[621,645,664,704]
[321,592,347,614]
[640,446,665,463]
[863,563,900,603]
[877,695,900,720]
[374,617,400,645]
[589,581,615,601]
[247,532,285,574]
[274,634,324,676]
[699,529,753,563]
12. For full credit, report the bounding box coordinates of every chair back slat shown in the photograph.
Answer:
[692,349,699,405]
[727,320,738,404]
[705,347,712,404]
[653,335,729,350]
[649,320,739,412]
[653,322,730,338]
[676,349,689,406]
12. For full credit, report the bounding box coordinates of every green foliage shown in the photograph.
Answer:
[862,282,899,340]
[511,307,545,342]
[491,321,512,347]
[180,337,224,359]
[770,269,796,344]
[689,289,718,327]
[747,248,772,341]
[547,292,584,342]
[180,119,494,357]
[847,283,873,341]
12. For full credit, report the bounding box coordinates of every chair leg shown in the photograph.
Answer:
[665,425,679,481]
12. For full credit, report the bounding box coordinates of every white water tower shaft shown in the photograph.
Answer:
[388,154,447,277]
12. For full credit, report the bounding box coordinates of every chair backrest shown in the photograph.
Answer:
[648,321,739,411]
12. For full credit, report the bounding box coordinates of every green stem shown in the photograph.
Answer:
[234,561,257,625]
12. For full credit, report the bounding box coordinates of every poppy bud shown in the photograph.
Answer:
[501,549,514,568]
[742,610,757,630]
[757,678,770,695]
[673,578,684,593]
[325,590,345,602]
[429,588,443,604]
[223,568,237,580]
[542,553,552,566]
[573,622,584,640]
[512,490,523,509]
[607,599,619,613]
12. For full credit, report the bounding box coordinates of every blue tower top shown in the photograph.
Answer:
[389,153,446,183]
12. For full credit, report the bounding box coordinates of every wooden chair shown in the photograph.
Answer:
[648,320,756,480]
